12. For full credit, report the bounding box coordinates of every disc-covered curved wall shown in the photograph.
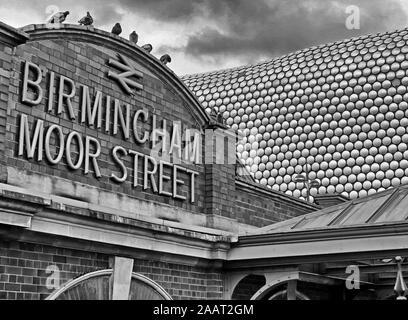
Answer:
[182,28,408,200]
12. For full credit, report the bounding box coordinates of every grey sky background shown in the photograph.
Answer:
[0,0,408,75]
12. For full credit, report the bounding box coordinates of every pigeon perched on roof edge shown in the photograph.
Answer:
[78,12,93,26]
[141,44,153,53]
[129,31,138,44]
[48,11,70,24]
[111,23,122,35]
[160,54,171,65]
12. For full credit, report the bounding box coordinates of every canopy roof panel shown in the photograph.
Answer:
[254,184,408,234]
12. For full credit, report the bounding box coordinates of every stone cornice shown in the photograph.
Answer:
[237,221,408,246]
[0,188,49,228]
[0,183,236,261]
[0,21,29,47]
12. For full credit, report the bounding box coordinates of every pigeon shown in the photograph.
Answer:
[141,44,153,53]
[78,12,93,26]
[111,23,122,35]
[129,31,138,44]
[48,11,70,23]
[217,113,224,124]
[160,54,172,65]
[210,109,224,124]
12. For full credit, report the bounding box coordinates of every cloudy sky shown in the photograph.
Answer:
[1,0,408,75]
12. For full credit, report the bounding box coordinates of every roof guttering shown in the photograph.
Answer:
[227,222,408,263]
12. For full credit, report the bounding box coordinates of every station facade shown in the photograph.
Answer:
[0,21,407,300]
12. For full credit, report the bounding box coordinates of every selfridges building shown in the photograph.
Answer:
[183,28,408,201]
[0,18,408,300]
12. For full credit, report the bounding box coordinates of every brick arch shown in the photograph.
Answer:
[20,23,211,127]
[46,269,172,300]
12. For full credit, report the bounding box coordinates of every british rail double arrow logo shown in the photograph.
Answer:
[107,53,143,95]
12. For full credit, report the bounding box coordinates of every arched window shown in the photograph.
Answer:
[268,289,310,300]
[232,275,266,300]
[46,269,172,300]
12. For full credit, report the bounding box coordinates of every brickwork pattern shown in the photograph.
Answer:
[0,43,12,182]
[0,26,315,301]
[0,241,224,300]
[235,183,314,227]
[2,35,312,227]
[0,240,109,300]
[133,259,223,300]
[6,38,206,213]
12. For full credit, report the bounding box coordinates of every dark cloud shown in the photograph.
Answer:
[156,0,408,63]
[0,0,124,26]
[119,0,205,22]
[91,4,124,26]
[1,0,407,72]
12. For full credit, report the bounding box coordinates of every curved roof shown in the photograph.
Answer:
[182,28,408,200]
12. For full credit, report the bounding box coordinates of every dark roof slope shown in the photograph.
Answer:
[251,183,408,234]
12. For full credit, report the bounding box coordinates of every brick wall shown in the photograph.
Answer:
[0,240,109,300]
[204,126,237,219]
[133,259,223,300]
[0,42,12,182]
[0,240,223,300]
[235,179,317,227]
[0,26,318,230]
[5,37,206,214]
[0,24,317,301]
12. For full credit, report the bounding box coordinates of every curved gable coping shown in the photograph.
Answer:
[19,23,211,127]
